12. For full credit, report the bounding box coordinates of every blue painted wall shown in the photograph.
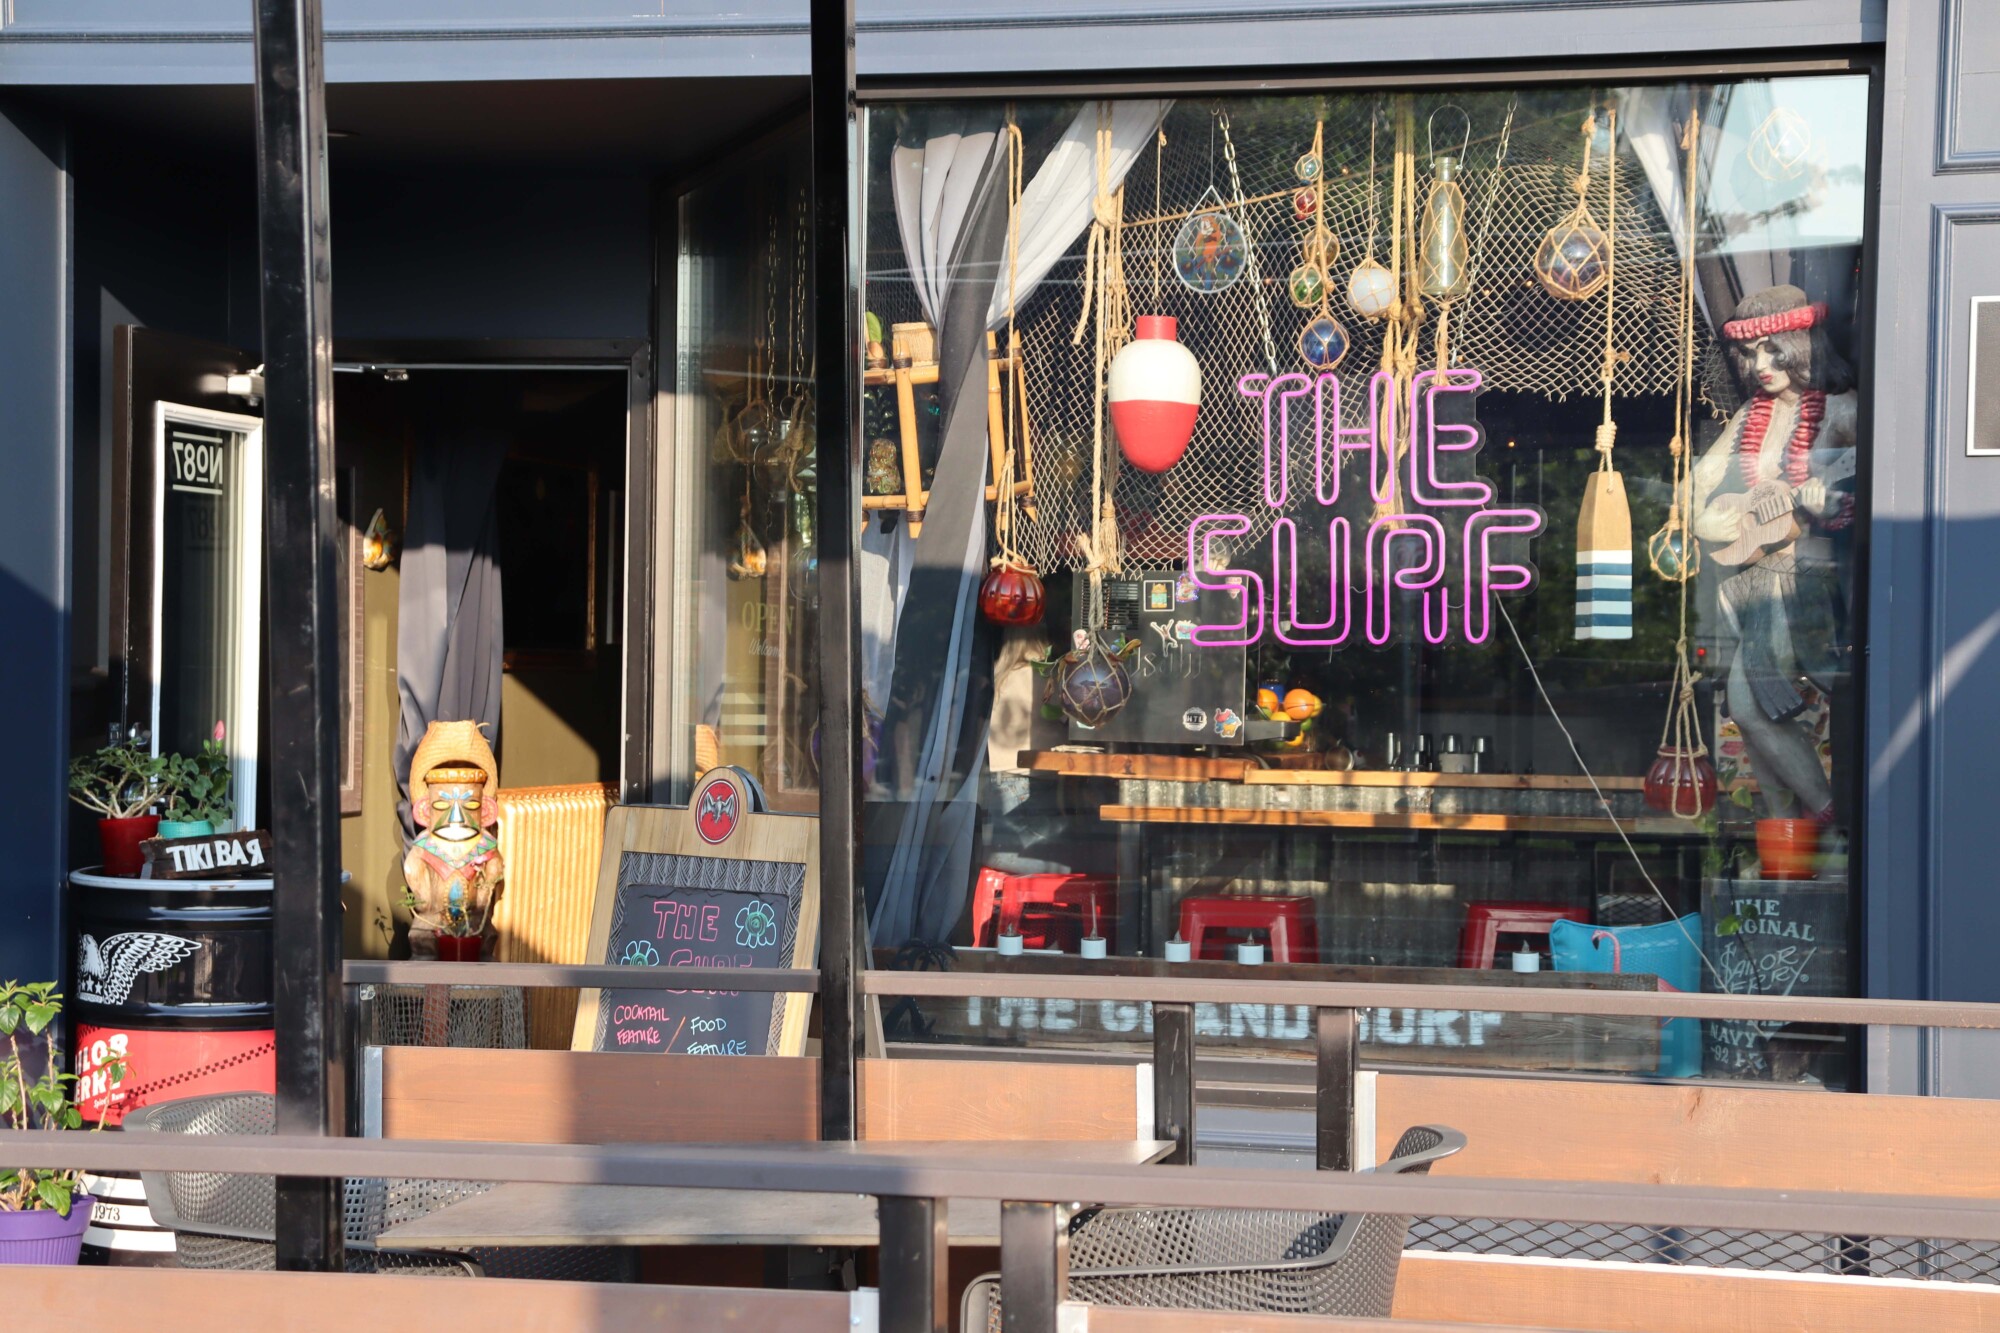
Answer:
[0,105,70,983]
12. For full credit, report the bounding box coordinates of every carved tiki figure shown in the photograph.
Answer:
[1689,285,1859,823]
[403,720,504,958]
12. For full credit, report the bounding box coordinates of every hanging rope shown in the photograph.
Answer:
[993,113,1032,574]
[1373,96,1424,526]
[1655,107,1710,821]
[1593,107,1621,469]
[1072,102,1128,626]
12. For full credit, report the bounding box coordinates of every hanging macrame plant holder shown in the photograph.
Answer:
[1574,107,1632,642]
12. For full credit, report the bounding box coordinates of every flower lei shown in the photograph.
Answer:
[1736,390,1853,531]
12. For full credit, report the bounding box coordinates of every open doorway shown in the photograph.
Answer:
[333,353,634,959]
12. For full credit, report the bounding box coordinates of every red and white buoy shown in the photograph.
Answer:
[1108,315,1201,474]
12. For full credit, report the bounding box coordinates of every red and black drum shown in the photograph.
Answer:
[69,869,275,1130]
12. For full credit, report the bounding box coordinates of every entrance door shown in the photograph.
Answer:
[113,328,264,826]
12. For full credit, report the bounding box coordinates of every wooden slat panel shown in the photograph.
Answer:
[1028,751,1256,782]
[1377,1073,2000,1196]
[492,782,618,1049]
[378,1048,818,1144]
[1393,1252,2000,1332]
[376,1049,1136,1147]
[8,1267,848,1331]
[858,1059,1138,1142]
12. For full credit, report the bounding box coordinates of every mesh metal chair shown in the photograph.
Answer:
[359,983,527,1050]
[964,1124,1466,1329]
[129,1092,633,1281]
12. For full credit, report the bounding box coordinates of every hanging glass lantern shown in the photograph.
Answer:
[1419,154,1471,300]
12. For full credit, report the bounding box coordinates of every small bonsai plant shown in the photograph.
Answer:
[1,982,113,1218]
[67,726,171,822]
[162,722,233,831]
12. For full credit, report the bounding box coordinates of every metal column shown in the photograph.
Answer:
[809,0,865,1140]
[1152,1001,1196,1165]
[1316,1006,1359,1171]
[251,0,347,1271]
[879,1196,948,1333]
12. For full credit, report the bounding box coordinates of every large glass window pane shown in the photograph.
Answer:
[670,125,819,810]
[860,77,1869,1086]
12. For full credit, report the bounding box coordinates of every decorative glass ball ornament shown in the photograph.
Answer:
[1533,208,1611,301]
[1048,632,1140,729]
[1292,189,1318,221]
[979,561,1047,627]
[864,438,902,496]
[1648,526,1697,582]
[1643,745,1717,816]
[1294,152,1322,183]
[1347,259,1396,320]
[1172,209,1248,294]
[1298,312,1350,371]
[1287,264,1328,308]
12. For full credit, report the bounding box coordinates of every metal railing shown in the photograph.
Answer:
[6,1126,2000,1333]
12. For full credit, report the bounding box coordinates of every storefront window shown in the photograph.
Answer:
[859,77,1869,1085]
[670,125,820,811]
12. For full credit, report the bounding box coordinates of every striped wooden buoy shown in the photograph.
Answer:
[1575,426,1632,641]
[78,1169,176,1266]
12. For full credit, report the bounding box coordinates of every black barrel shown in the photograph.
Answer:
[69,869,275,1132]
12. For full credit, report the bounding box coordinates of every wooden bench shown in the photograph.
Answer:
[1373,1072,2000,1330]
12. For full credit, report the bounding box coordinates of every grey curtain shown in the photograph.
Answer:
[394,385,507,840]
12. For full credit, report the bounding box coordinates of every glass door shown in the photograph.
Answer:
[151,402,264,828]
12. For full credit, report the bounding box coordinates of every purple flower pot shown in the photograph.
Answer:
[0,1196,94,1265]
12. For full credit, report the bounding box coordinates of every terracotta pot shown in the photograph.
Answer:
[435,934,483,962]
[1643,746,1717,816]
[0,1196,93,1265]
[97,817,160,877]
[1756,818,1822,881]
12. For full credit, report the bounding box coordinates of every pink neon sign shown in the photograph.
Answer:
[1187,367,1542,648]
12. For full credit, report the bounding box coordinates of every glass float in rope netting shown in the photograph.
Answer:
[1299,311,1350,371]
[1040,630,1141,729]
[1172,188,1249,295]
[1533,204,1611,302]
[1288,264,1328,309]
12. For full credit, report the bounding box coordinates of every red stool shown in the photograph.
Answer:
[1456,901,1589,970]
[972,869,1118,952]
[1176,895,1319,964]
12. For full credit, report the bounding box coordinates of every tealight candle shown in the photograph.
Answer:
[1236,942,1265,966]
[996,932,1025,956]
[1511,948,1541,973]
[1163,936,1192,963]
[1080,936,1108,959]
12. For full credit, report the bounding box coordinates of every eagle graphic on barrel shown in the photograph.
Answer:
[75,932,201,1007]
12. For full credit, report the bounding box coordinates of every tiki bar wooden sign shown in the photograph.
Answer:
[140,830,273,879]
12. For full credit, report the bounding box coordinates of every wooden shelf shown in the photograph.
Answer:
[1028,752,1256,782]
[1242,769,1645,791]
[1099,805,1701,837]
[1026,751,1644,792]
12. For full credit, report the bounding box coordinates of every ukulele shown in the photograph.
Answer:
[1708,450,1857,567]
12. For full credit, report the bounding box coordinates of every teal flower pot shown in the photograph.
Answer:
[157,820,213,840]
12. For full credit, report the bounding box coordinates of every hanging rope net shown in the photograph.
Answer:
[864,92,1729,573]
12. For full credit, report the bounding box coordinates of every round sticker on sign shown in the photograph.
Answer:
[693,774,743,845]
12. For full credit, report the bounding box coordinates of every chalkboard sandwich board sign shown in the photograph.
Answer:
[572,768,817,1057]
[140,830,273,880]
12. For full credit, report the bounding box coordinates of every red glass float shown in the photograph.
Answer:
[1108,315,1202,474]
[979,561,1046,627]
[1642,745,1717,816]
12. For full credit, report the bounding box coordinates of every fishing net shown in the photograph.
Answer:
[865,92,1732,573]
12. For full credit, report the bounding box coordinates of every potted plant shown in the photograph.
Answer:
[68,727,176,877]
[160,722,233,839]
[1,982,113,1265]
[403,884,487,962]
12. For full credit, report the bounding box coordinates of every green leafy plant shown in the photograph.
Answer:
[67,727,173,821]
[163,723,233,826]
[0,982,113,1216]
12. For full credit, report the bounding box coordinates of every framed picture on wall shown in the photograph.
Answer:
[1969,296,2000,456]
